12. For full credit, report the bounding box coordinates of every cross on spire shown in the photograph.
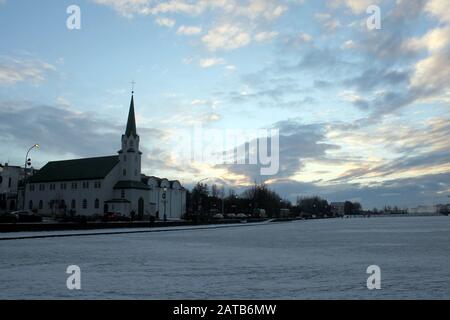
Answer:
[131,80,136,94]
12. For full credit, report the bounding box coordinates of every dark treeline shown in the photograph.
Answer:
[185,182,362,220]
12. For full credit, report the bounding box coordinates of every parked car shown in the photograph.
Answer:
[102,212,131,222]
[236,213,248,219]
[213,213,224,219]
[0,213,18,223]
[10,210,42,223]
[225,213,236,218]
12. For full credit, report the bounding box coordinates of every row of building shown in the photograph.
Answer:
[0,93,187,220]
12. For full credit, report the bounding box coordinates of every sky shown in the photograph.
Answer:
[0,0,449,209]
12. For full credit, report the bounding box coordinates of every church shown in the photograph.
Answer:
[24,93,186,220]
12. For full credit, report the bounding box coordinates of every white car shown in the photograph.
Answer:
[236,213,248,218]
[213,213,224,219]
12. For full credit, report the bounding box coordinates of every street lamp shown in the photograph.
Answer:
[22,143,40,210]
[24,144,39,172]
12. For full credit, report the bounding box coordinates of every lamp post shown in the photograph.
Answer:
[22,144,39,210]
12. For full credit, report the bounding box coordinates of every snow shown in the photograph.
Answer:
[1,216,449,299]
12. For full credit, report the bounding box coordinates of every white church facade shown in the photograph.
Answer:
[24,94,186,219]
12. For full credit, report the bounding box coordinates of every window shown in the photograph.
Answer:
[82,199,87,209]
[71,182,77,189]
[39,200,43,210]
[60,183,67,190]
[95,199,99,209]
[124,155,127,162]
[121,190,125,199]
[49,184,56,190]
[8,178,11,188]
[123,169,126,176]
[134,169,137,176]
[39,184,45,191]
[130,140,134,147]
[29,184,35,191]
[29,200,33,210]
[71,199,76,209]
[94,181,101,189]
[82,181,89,189]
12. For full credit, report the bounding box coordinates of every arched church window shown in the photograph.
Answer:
[123,169,126,176]
[130,140,134,147]
[95,198,99,209]
[82,199,87,209]
[29,200,33,210]
[39,200,43,210]
[71,199,76,209]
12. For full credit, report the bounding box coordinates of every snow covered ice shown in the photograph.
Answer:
[1,216,449,299]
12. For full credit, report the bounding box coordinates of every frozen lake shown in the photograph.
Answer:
[1,216,449,299]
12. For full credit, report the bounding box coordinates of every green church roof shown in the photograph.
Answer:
[29,155,119,183]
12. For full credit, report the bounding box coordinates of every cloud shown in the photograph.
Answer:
[315,13,341,32]
[155,16,175,28]
[254,31,279,42]
[93,0,151,18]
[0,56,55,86]
[201,23,251,51]
[0,100,167,168]
[220,120,339,182]
[95,0,289,52]
[269,171,450,209]
[329,0,382,14]
[176,25,202,35]
[0,101,119,159]
[425,0,450,23]
[341,40,356,50]
[198,57,225,68]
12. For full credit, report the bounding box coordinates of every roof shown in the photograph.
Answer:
[28,156,119,183]
[125,94,137,137]
[141,175,184,189]
[142,175,162,185]
[113,180,150,190]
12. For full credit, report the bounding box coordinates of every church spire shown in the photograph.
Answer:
[125,93,137,137]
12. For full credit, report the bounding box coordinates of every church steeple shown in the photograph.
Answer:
[125,93,137,137]
[119,91,141,182]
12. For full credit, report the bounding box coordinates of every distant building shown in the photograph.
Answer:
[23,93,186,219]
[436,204,450,215]
[408,205,438,214]
[0,163,23,213]
[330,202,345,216]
